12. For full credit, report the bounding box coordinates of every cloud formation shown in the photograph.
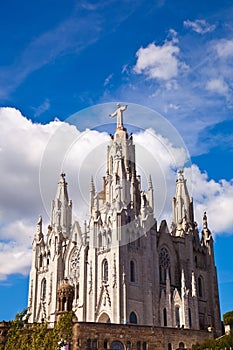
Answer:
[206,78,229,96]
[185,165,233,235]
[134,35,187,80]
[215,39,233,58]
[0,107,232,280]
[184,19,216,34]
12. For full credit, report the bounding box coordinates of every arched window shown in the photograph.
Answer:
[179,342,185,349]
[41,279,46,300]
[168,343,172,350]
[188,308,192,328]
[104,340,108,349]
[163,308,167,326]
[129,311,137,324]
[126,341,131,350]
[142,342,147,350]
[93,340,97,348]
[110,341,124,350]
[175,306,180,327]
[198,276,203,298]
[137,341,141,350]
[159,247,170,284]
[87,339,91,348]
[130,260,135,282]
[102,259,108,282]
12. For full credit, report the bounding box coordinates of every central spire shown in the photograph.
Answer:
[109,103,128,130]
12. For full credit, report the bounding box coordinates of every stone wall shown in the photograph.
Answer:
[0,320,214,349]
[72,322,214,350]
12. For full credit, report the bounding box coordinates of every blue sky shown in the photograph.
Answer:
[0,0,233,321]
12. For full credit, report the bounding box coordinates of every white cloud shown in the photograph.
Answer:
[0,242,32,280]
[185,165,233,235]
[206,78,229,96]
[0,107,232,280]
[134,39,185,81]
[215,39,233,58]
[184,19,216,34]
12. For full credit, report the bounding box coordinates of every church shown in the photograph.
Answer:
[27,104,222,348]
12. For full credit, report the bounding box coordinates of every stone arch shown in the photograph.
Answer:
[98,312,111,323]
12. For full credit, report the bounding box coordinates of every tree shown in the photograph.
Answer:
[223,310,233,325]
[192,333,233,350]
[3,310,74,350]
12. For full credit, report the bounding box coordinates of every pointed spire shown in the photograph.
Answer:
[202,211,212,247]
[82,220,87,245]
[203,211,208,229]
[148,175,153,189]
[51,173,72,235]
[36,215,43,240]
[90,176,95,192]
[93,193,100,220]
[148,175,154,210]
[55,172,69,203]
[90,176,95,215]
[172,169,194,235]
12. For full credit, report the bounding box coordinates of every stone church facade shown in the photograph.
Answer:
[27,105,222,344]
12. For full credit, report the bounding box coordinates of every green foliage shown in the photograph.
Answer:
[223,310,233,325]
[192,332,233,350]
[3,310,74,350]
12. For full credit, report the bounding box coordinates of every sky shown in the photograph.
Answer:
[0,0,233,321]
